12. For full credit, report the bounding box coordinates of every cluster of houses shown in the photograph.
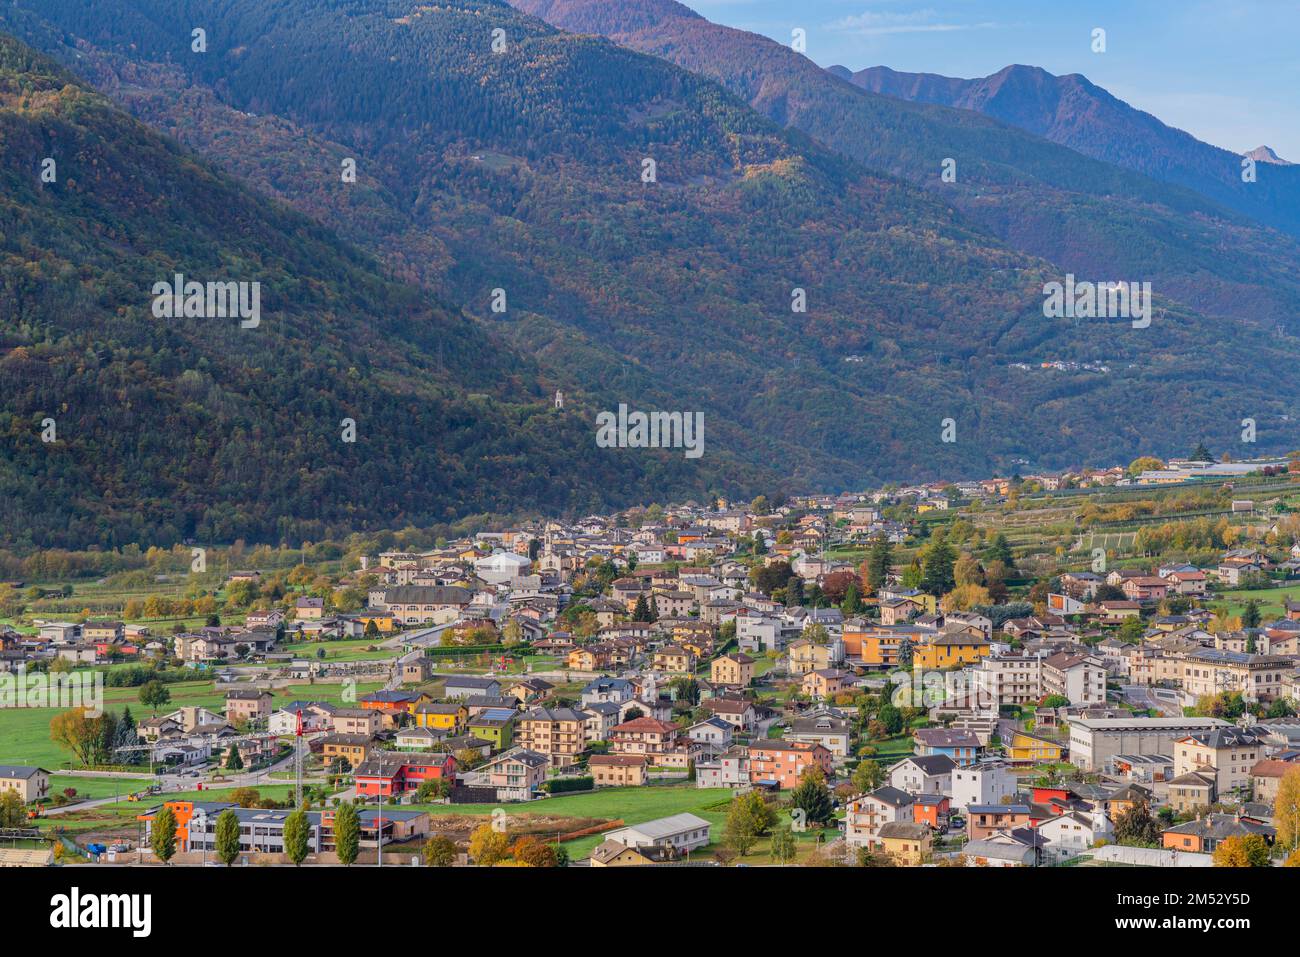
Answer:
[840,706,1300,866]
[11,465,1300,868]
[0,619,158,670]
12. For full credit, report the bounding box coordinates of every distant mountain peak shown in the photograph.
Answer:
[843,61,1300,236]
[1245,145,1293,165]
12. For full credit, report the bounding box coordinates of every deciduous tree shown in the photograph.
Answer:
[423,834,457,867]
[1212,833,1270,867]
[334,801,360,866]
[215,809,241,866]
[468,823,511,865]
[724,791,775,856]
[283,806,311,866]
[151,805,177,864]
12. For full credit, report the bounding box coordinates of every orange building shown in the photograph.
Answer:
[358,691,429,714]
[747,741,833,789]
[842,622,902,666]
[911,794,950,829]
[137,799,236,853]
[801,668,853,699]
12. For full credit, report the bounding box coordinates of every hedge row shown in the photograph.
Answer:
[423,644,508,658]
[542,777,594,794]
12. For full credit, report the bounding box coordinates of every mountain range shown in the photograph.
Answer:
[840,63,1300,237]
[2,0,1299,548]
[510,0,1300,327]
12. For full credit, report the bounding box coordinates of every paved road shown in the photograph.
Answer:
[44,793,134,816]
[1120,684,1181,717]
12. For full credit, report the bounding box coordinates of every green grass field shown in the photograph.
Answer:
[410,784,735,859]
[1217,583,1300,619]
[0,678,385,771]
[279,638,399,662]
[48,774,153,801]
[405,783,840,862]
[865,735,915,763]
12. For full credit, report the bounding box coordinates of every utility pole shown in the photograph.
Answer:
[294,709,305,808]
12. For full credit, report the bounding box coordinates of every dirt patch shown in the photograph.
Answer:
[427,813,610,843]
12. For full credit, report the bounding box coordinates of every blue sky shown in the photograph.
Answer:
[688,0,1300,159]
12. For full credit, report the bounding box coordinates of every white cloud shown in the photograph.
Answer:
[829,9,998,35]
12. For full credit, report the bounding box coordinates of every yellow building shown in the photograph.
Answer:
[567,647,608,671]
[652,645,695,674]
[877,822,932,865]
[321,734,372,768]
[353,611,396,633]
[787,638,834,675]
[671,621,716,644]
[680,636,714,659]
[413,702,467,732]
[1004,730,1063,763]
[912,635,990,670]
[710,653,754,687]
[589,840,659,866]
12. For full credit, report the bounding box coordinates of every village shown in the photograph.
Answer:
[3,452,1300,870]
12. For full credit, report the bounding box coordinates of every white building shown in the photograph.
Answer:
[888,755,956,796]
[1038,809,1112,863]
[949,762,1017,810]
[604,813,711,854]
[1042,652,1107,706]
[736,615,787,654]
[474,551,533,585]
[1067,716,1228,772]
[695,749,750,789]
[973,655,1043,707]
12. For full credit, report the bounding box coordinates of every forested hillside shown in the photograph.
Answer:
[0,35,743,549]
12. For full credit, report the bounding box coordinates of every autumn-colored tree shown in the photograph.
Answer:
[820,571,858,605]
[1127,456,1165,477]
[0,791,26,828]
[1275,766,1300,850]
[941,583,991,612]
[468,823,511,866]
[723,791,776,856]
[423,834,458,867]
[510,835,557,867]
[953,554,984,587]
[1212,833,1271,867]
[984,560,1010,603]
[50,708,107,767]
